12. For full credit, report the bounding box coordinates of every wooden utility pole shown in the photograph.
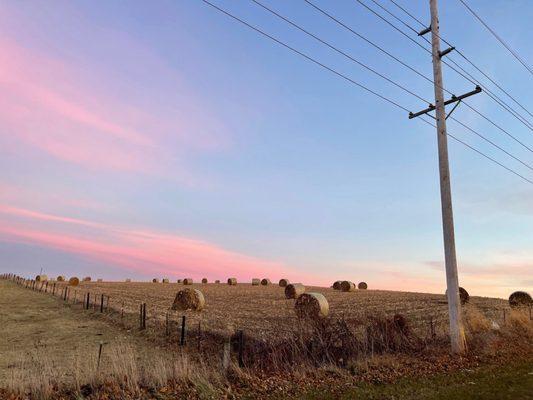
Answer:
[429,0,466,354]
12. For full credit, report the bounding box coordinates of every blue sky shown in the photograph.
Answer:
[0,0,531,297]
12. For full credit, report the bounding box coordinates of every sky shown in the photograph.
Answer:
[0,0,531,299]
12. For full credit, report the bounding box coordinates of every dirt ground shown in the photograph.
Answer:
[52,280,509,339]
[0,280,170,388]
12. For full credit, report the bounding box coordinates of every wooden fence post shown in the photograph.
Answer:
[143,303,146,329]
[222,336,231,372]
[197,321,202,352]
[180,316,186,346]
[139,303,147,330]
[86,292,90,310]
[237,330,245,368]
[100,294,104,313]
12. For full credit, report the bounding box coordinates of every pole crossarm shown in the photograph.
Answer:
[408,85,481,119]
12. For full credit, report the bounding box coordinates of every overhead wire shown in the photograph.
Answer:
[250,0,533,172]
[354,0,533,133]
[386,0,533,120]
[200,0,533,184]
[457,0,533,75]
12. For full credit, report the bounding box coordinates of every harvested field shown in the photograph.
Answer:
[56,281,510,340]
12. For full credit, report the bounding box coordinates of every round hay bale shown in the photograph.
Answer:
[215,279,220,284]
[332,281,342,290]
[295,293,329,318]
[97,278,103,283]
[358,282,368,290]
[183,278,193,285]
[152,278,159,283]
[35,275,48,282]
[68,277,80,286]
[279,278,289,287]
[261,278,271,286]
[340,280,356,292]
[445,287,470,305]
[227,278,237,286]
[509,291,532,308]
[171,288,205,311]
[202,278,208,284]
[285,283,305,299]
[177,279,182,283]
[57,276,65,282]
[162,278,170,283]
[83,277,91,282]
[251,278,260,286]
[125,278,132,282]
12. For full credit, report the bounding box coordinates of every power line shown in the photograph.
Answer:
[200,0,532,185]
[250,0,428,104]
[251,0,533,172]
[201,0,410,113]
[420,117,533,184]
[351,0,533,151]
[355,0,533,132]
[386,0,533,120]
[457,0,533,75]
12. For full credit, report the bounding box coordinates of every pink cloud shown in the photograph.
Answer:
[0,36,227,181]
[0,204,300,282]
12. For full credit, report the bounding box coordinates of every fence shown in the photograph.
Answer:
[1,272,531,369]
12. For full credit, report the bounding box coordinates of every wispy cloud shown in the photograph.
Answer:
[0,36,228,183]
[0,204,300,281]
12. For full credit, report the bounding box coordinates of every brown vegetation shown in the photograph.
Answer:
[285,283,305,299]
[171,288,205,311]
[294,292,329,318]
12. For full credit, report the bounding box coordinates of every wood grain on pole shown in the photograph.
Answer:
[430,0,466,354]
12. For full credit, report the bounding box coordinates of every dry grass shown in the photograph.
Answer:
[0,281,219,399]
[57,281,509,340]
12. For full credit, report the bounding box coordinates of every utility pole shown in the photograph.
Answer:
[409,0,480,354]
[428,0,466,354]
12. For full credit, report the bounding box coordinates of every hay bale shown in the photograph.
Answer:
[83,277,91,282]
[152,278,159,283]
[97,278,103,283]
[340,280,356,292]
[57,276,65,282]
[261,278,271,286]
[332,281,342,290]
[509,291,532,308]
[171,288,205,311]
[279,278,289,287]
[68,277,80,286]
[295,293,329,318]
[35,275,48,282]
[445,287,470,305]
[227,278,237,285]
[202,278,208,284]
[215,279,220,284]
[162,278,169,283]
[183,278,193,285]
[285,283,305,299]
[125,278,132,282]
[358,282,368,290]
[177,279,182,283]
[251,278,260,286]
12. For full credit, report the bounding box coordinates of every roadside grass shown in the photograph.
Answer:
[293,361,533,400]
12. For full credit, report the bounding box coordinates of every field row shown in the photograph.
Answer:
[53,281,509,339]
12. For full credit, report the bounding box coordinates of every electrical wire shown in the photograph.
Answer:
[251,0,533,171]
[457,0,533,75]
[200,0,533,185]
[386,0,533,119]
